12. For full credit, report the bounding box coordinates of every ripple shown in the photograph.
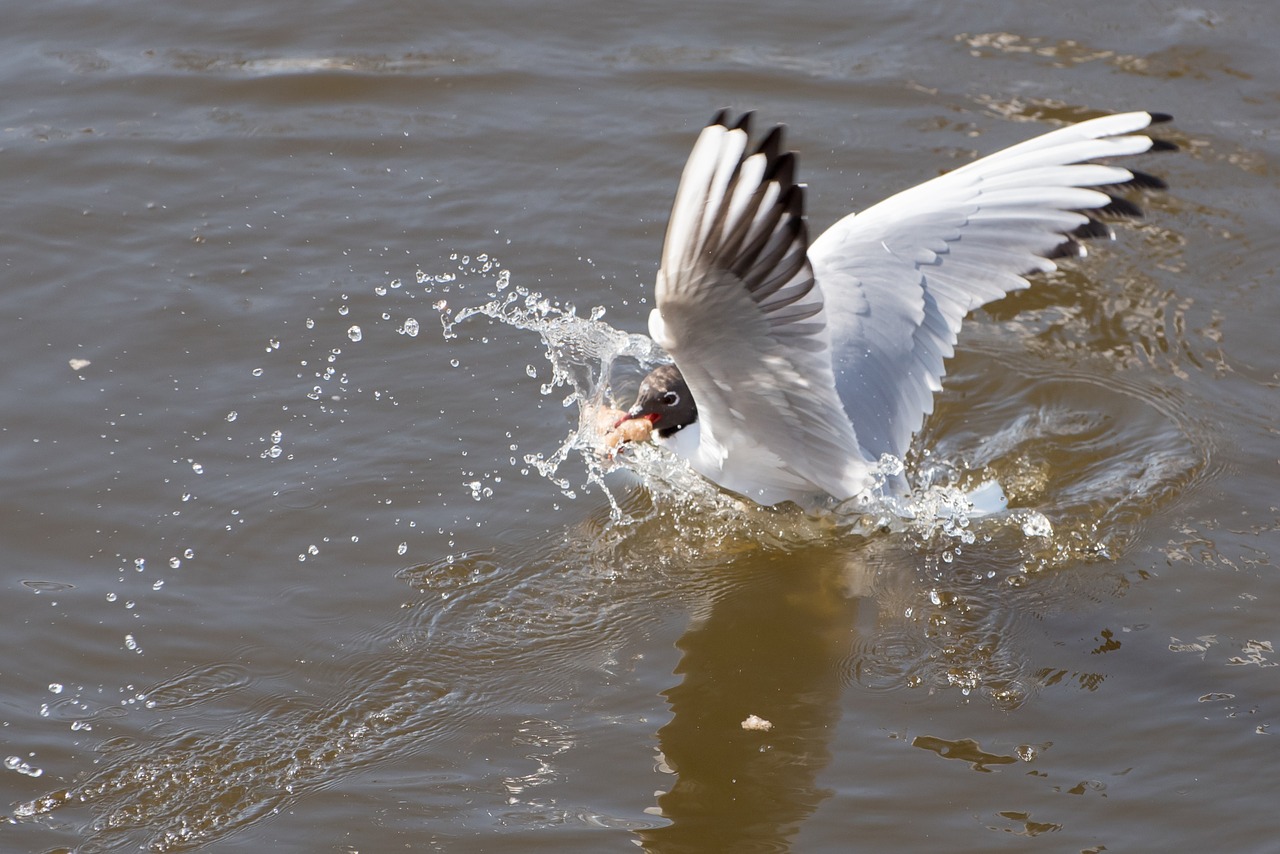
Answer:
[923,359,1212,559]
[21,579,76,593]
[15,663,461,852]
[9,527,687,851]
[142,663,252,711]
[395,548,507,595]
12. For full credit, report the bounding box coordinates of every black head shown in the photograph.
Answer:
[624,364,697,438]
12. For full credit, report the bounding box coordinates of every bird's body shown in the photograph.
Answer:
[621,110,1173,507]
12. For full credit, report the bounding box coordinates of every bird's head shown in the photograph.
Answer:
[617,364,697,438]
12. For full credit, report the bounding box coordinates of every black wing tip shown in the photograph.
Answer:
[765,150,798,187]
[1126,168,1168,191]
[705,110,793,155]
[1136,112,1177,154]
[708,109,756,133]
[756,125,785,160]
[1100,194,1144,220]
[1047,238,1084,261]
[1072,217,1115,241]
[1052,127,1176,256]
[1087,115,1176,219]
[703,111,796,151]
[780,182,806,217]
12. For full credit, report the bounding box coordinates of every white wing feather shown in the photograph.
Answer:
[811,110,1168,463]
[650,114,876,504]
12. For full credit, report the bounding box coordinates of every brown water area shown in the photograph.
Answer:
[2,2,1277,852]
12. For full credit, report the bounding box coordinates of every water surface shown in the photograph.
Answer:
[3,1,1278,851]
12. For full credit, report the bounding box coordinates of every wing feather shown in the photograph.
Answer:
[810,110,1173,462]
[650,113,875,503]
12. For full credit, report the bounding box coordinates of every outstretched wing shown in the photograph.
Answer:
[811,111,1173,462]
[649,111,874,502]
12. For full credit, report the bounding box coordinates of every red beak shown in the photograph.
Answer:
[612,411,659,429]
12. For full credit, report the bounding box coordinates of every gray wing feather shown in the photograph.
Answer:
[810,111,1170,461]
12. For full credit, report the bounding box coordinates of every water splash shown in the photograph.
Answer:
[439,282,670,522]
[437,277,1074,552]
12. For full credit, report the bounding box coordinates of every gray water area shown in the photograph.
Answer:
[3,1,1278,851]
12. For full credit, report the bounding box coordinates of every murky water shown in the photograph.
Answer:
[3,1,1278,851]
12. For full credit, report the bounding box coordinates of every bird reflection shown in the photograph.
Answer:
[637,544,885,852]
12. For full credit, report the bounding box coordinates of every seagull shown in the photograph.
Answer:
[616,109,1174,507]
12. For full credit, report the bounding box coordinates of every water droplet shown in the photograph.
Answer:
[251,367,264,377]
[225,411,238,422]
[401,317,419,337]
[347,325,362,342]
[876,453,905,478]
[48,683,63,695]
[396,542,408,556]
[1019,511,1054,538]
[4,756,43,778]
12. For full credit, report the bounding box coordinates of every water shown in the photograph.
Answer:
[3,1,1279,851]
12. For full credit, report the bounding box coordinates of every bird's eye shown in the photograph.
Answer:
[661,391,680,406]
